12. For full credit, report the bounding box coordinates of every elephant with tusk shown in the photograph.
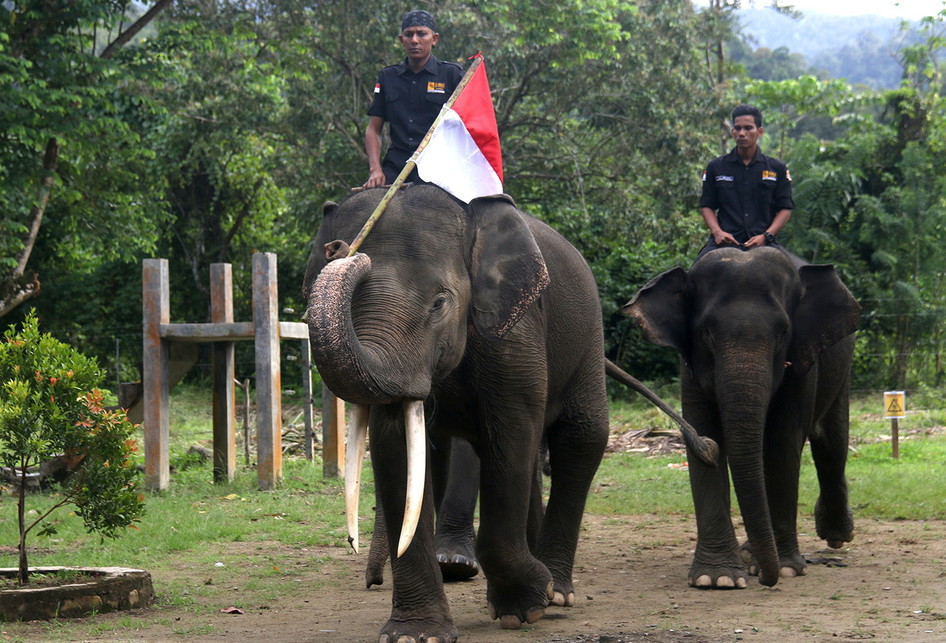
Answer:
[303,184,712,643]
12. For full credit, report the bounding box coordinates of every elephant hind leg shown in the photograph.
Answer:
[434,438,480,581]
[535,410,609,607]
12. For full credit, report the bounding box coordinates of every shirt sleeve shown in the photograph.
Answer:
[698,162,718,210]
[367,71,386,119]
[774,163,794,210]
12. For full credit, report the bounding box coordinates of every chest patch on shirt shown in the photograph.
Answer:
[427,81,446,94]
[762,170,777,181]
[716,175,734,182]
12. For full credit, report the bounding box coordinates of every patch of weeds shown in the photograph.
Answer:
[173,622,215,636]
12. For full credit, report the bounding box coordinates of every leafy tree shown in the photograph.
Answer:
[0,1,171,319]
[0,313,144,585]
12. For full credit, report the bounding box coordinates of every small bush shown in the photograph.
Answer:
[0,312,145,585]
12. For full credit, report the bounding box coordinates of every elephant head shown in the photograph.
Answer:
[303,185,549,553]
[623,247,860,586]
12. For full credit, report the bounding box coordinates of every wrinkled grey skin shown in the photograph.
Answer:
[304,185,609,642]
[623,247,860,589]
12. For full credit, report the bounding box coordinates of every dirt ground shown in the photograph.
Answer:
[4,432,946,642]
[7,514,945,642]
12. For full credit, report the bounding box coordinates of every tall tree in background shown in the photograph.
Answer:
[0,0,171,319]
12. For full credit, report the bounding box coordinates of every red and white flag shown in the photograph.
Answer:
[415,58,503,203]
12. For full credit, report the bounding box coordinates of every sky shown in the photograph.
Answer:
[779,0,945,19]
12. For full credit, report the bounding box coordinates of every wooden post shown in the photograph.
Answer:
[142,259,170,491]
[301,340,315,461]
[210,263,236,482]
[253,252,282,490]
[321,387,345,478]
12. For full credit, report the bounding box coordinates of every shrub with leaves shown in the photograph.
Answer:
[0,312,145,585]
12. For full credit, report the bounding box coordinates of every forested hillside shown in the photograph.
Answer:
[737,8,928,88]
[2,0,945,397]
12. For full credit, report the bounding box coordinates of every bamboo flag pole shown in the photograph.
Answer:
[346,54,485,257]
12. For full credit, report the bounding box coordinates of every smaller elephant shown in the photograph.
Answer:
[623,246,860,589]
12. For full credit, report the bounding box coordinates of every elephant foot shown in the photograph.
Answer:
[488,581,553,629]
[379,610,458,643]
[815,497,854,549]
[435,529,479,581]
[437,552,479,581]
[484,556,554,629]
[740,543,807,578]
[688,551,748,589]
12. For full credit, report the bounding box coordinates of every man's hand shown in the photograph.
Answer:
[712,229,739,247]
[363,169,386,189]
[743,234,766,248]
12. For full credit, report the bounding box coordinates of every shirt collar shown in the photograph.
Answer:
[725,146,766,165]
[396,55,440,76]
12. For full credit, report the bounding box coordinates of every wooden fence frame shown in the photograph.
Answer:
[141,253,342,491]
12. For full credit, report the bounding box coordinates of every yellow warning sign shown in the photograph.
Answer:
[884,391,905,419]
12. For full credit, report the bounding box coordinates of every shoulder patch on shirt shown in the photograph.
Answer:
[786,168,792,181]
[702,170,707,182]
[374,83,381,94]
[762,170,777,181]
[427,81,446,94]
[716,175,734,182]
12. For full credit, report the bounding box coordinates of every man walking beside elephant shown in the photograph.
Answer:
[698,104,794,257]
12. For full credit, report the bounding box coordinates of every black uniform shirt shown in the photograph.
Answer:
[367,55,463,180]
[699,147,794,244]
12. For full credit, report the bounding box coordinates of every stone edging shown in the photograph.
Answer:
[0,566,154,621]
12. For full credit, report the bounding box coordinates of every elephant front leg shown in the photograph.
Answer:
[810,387,854,549]
[477,446,554,629]
[371,419,458,643]
[687,445,748,589]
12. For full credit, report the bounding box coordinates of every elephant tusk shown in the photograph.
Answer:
[397,400,427,558]
[344,404,370,553]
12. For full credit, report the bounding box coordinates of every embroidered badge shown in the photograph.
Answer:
[374,83,381,94]
[786,168,792,181]
[762,170,777,181]
[702,170,707,182]
[427,81,446,94]
[716,175,734,182]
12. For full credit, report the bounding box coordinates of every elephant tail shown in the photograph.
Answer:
[604,359,718,466]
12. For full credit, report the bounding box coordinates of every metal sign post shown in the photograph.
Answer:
[883,391,906,459]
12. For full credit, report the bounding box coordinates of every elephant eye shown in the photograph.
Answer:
[431,294,447,312]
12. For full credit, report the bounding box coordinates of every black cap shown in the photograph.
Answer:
[401,10,435,32]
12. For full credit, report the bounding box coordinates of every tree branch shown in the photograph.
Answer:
[99,0,174,60]
[13,138,60,278]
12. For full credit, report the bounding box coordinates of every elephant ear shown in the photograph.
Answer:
[467,194,550,340]
[622,267,691,365]
[788,264,861,375]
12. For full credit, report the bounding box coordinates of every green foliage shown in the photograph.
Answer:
[0,312,144,583]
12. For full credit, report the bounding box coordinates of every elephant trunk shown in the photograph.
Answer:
[716,362,780,587]
[306,251,429,557]
[306,251,430,404]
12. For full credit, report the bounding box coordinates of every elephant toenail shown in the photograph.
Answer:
[780,567,797,577]
[735,577,747,588]
[525,606,545,623]
[692,575,713,587]
[716,576,735,588]
[500,615,523,629]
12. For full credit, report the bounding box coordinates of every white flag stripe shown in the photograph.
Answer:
[416,109,503,203]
